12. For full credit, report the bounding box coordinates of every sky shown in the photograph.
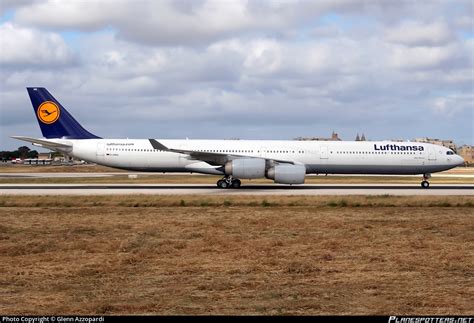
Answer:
[0,0,473,151]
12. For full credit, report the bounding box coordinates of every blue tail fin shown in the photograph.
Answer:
[27,87,100,139]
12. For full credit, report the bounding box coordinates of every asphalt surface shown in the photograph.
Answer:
[1,183,473,195]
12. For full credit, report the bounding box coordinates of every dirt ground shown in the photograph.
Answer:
[0,195,472,315]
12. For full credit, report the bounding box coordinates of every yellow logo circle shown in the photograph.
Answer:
[37,101,60,124]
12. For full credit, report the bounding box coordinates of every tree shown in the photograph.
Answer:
[17,146,30,159]
[0,151,10,162]
[27,150,39,159]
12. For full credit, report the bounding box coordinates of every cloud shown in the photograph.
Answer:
[0,22,74,67]
[12,0,288,45]
[432,94,474,117]
[385,21,452,46]
[386,43,460,70]
[13,0,384,46]
[1,0,473,150]
[455,15,474,31]
[0,0,34,16]
[14,0,122,31]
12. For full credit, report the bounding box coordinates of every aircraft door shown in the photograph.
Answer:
[428,147,437,161]
[96,142,105,156]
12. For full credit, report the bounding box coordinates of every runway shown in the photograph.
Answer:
[1,183,473,195]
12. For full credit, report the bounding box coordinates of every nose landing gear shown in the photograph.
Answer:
[217,176,241,189]
[421,173,431,188]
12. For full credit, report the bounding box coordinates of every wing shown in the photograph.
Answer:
[11,136,73,151]
[149,139,296,166]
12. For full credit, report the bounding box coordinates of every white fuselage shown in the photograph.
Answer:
[54,138,463,176]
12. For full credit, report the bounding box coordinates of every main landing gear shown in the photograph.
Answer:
[421,173,431,189]
[217,176,241,189]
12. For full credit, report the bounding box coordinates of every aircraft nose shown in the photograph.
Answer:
[455,155,465,166]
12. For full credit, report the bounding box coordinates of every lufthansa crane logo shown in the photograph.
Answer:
[37,101,60,124]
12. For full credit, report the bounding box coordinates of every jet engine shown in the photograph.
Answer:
[225,158,266,179]
[266,164,306,184]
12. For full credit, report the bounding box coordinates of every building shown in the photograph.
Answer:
[458,145,473,166]
[23,158,52,165]
[38,152,53,160]
[413,137,457,151]
[355,133,367,141]
[295,131,341,141]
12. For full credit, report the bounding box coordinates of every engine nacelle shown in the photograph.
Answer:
[225,158,266,179]
[266,164,306,184]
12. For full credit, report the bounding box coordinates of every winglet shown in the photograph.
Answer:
[149,139,169,151]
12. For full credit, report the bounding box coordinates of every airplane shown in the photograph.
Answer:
[12,87,464,189]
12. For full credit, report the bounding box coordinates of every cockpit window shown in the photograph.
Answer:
[446,151,455,155]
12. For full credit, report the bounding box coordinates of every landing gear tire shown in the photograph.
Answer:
[217,180,228,189]
[421,173,431,189]
[217,176,241,189]
[231,179,241,188]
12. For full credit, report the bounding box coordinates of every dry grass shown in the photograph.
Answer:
[0,195,473,315]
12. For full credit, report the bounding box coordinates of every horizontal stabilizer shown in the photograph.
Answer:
[11,136,73,150]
